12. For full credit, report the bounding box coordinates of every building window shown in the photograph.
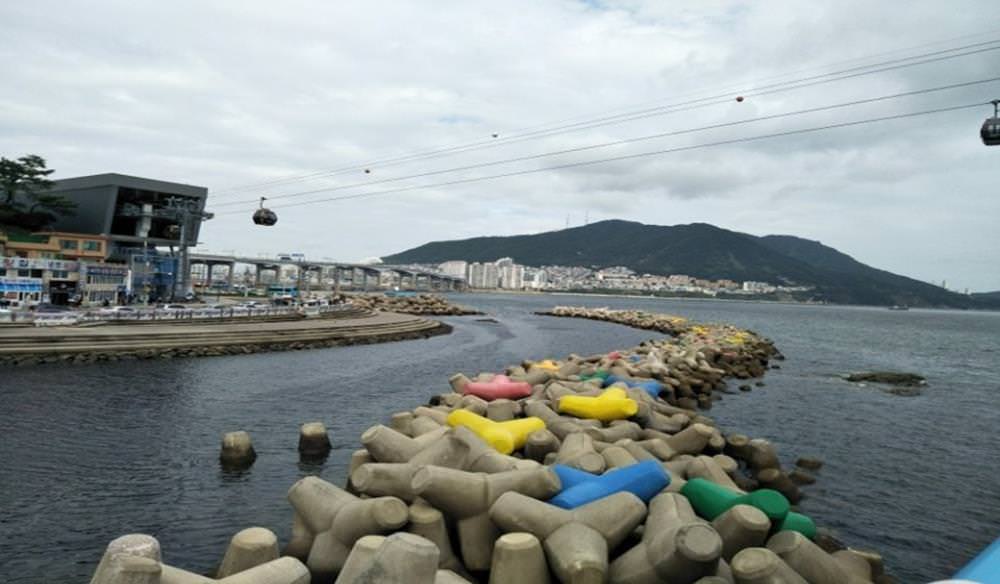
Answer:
[83,240,102,252]
[60,239,78,250]
[51,270,69,279]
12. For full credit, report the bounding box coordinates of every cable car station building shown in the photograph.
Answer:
[46,173,209,302]
[0,173,209,305]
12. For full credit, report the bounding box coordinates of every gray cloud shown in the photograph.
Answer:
[1,0,998,291]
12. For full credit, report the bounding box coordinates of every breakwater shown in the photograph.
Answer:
[89,308,889,584]
[345,293,483,316]
[0,309,450,367]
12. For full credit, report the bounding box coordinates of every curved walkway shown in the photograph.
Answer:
[0,311,451,365]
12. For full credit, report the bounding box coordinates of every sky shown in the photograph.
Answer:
[2,1,999,291]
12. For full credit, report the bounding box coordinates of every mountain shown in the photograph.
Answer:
[755,235,972,307]
[384,220,998,309]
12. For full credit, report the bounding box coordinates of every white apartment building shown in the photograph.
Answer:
[503,264,525,289]
[467,262,500,289]
[438,260,468,280]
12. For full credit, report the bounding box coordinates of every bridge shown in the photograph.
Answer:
[187,253,467,293]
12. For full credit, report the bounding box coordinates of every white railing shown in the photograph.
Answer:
[20,303,354,327]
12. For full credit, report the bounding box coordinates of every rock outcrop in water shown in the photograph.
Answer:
[89,309,892,584]
[845,372,926,386]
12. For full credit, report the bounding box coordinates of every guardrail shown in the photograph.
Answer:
[19,304,355,327]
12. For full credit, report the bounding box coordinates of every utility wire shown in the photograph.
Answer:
[216,101,987,217]
[210,77,1000,208]
[210,37,1000,197]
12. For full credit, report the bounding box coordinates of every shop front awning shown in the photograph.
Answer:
[0,282,43,293]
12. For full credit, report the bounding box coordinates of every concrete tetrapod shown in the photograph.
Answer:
[360,425,449,463]
[489,491,648,584]
[220,431,256,470]
[532,359,563,373]
[91,533,162,584]
[335,536,386,584]
[711,505,771,563]
[489,533,550,584]
[407,500,468,577]
[585,420,642,443]
[603,375,663,398]
[524,428,561,462]
[766,531,851,584]
[450,425,527,472]
[687,455,745,492]
[353,428,524,494]
[554,432,606,473]
[609,492,724,584]
[601,444,639,469]
[411,465,562,571]
[160,557,310,584]
[298,422,332,460]
[334,532,440,584]
[216,527,279,578]
[351,462,422,502]
[446,409,545,455]
[830,550,874,582]
[286,476,409,580]
[730,548,807,584]
[681,478,817,539]
[558,387,639,422]
[522,401,588,440]
[549,460,670,509]
[463,374,533,401]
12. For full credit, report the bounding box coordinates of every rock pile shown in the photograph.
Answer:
[90,311,891,584]
[346,294,482,316]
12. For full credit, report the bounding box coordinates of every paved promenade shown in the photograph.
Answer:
[0,311,448,360]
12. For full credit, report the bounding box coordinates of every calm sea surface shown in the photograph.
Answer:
[1,293,999,583]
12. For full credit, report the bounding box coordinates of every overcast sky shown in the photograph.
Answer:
[2,1,998,291]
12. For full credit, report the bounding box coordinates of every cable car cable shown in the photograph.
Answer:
[209,38,1000,197]
[216,101,988,217]
[210,76,1000,209]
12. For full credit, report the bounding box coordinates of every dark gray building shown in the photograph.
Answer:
[48,173,208,252]
[47,173,210,300]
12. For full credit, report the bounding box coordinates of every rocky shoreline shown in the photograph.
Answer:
[344,293,483,316]
[89,307,891,584]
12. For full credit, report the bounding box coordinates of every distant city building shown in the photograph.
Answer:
[496,257,524,290]
[467,262,500,289]
[527,268,548,290]
[438,260,468,280]
[742,281,776,293]
[666,274,693,287]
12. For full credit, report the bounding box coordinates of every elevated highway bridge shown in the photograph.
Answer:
[188,253,466,293]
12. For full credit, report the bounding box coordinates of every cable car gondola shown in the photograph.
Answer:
[252,197,277,226]
[982,100,1000,146]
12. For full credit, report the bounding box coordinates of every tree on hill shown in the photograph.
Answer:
[0,154,75,230]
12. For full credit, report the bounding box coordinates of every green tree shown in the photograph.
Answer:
[0,155,75,229]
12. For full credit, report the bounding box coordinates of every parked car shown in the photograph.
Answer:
[158,304,189,311]
[98,306,138,315]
